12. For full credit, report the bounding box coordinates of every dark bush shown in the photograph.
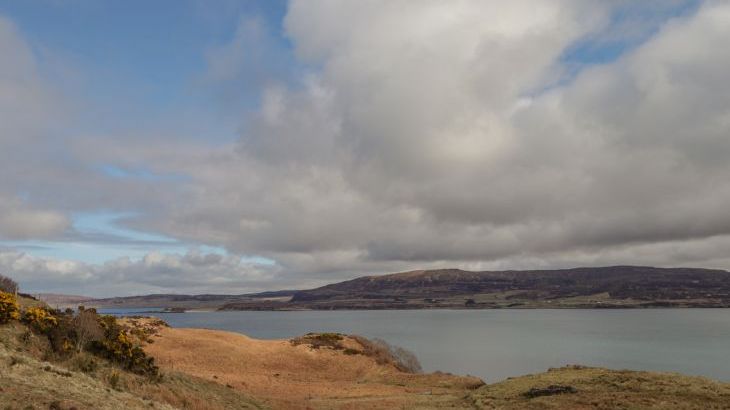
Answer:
[53,311,80,353]
[71,354,98,373]
[290,332,345,349]
[22,308,77,357]
[88,315,159,377]
[523,384,577,398]
[351,335,422,373]
[0,274,18,294]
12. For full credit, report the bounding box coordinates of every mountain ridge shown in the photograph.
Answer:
[247,265,730,310]
[68,265,730,310]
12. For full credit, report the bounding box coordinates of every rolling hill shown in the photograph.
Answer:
[222,266,730,310]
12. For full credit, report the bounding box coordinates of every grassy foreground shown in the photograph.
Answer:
[2,294,729,409]
[0,321,264,410]
[470,365,730,409]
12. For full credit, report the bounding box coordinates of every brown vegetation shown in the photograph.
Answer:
[470,365,730,409]
[1,321,261,409]
[0,273,18,294]
[349,335,422,373]
[1,295,262,409]
[72,307,104,352]
[289,332,423,373]
[140,321,483,409]
[4,309,730,409]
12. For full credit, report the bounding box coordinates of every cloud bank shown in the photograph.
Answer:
[3,1,730,295]
[0,250,280,297]
[146,1,730,273]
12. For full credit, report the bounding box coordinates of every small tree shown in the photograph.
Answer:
[0,274,18,294]
[73,308,103,352]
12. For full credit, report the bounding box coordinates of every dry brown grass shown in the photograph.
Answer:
[1,335,173,409]
[470,365,730,409]
[142,324,483,409]
[0,320,262,410]
[7,315,729,410]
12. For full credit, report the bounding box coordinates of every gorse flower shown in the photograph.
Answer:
[0,291,20,323]
[22,307,59,333]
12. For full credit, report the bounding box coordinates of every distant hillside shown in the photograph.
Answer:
[84,290,298,309]
[71,266,730,311]
[36,293,94,307]
[222,266,730,310]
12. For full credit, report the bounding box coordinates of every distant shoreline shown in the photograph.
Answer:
[53,265,730,312]
[95,305,730,314]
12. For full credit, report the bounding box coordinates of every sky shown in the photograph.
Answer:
[2,0,730,297]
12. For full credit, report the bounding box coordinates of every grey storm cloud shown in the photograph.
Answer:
[3,1,730,295]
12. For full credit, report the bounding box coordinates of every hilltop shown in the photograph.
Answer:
[66,291,297,310]
[72,265,730,311]
[222,265,730,310]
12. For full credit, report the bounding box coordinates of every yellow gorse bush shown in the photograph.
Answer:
[22,306,59,332]
[91,315,159,376]
[0,291,20,323]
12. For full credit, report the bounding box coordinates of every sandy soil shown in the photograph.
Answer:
[142,324,483,409]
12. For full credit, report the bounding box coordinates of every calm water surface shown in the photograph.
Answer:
[101,309,730,383]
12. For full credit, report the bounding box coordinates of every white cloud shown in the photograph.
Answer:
[135,0,730,280]
[0,249,281,297]
[0,196,69,239]
[4,2,730,294]
[0,16,70,240]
